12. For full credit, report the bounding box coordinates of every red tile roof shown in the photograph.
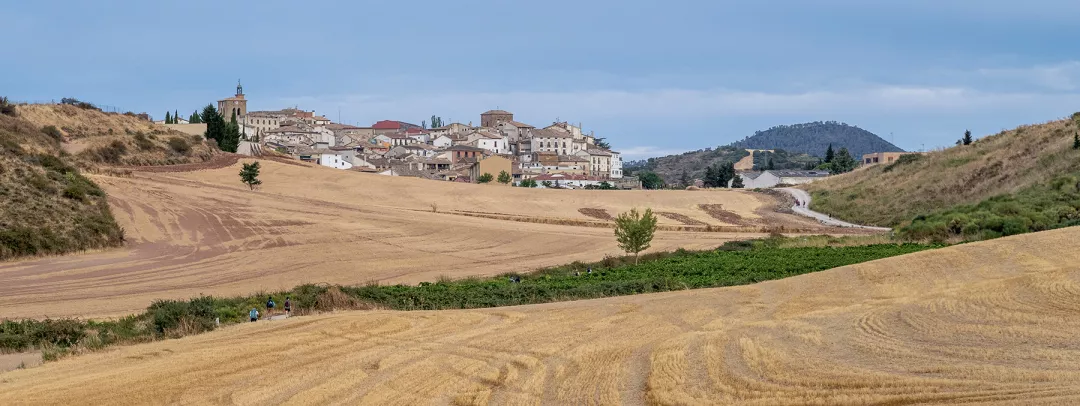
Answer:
[372,120,403,130]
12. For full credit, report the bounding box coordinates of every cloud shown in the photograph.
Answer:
[977,61,1080,91]
[277,85,1080,126]
[617,146,686,159]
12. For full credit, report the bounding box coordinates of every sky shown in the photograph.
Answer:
[4,0,1080,159]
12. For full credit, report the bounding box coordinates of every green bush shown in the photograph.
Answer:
[0,96,16,117]
[148,296,217,335]
[900,173,1080,241]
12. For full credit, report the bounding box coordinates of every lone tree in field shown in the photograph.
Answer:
[497,170,512,184]
[614,208,658,264]
[477,172,494,183]
[962,130,973,145]
[239,161,262,190]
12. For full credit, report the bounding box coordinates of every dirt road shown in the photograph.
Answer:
[781,187,892,230]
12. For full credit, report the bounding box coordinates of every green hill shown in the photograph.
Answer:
[729,121,903,159]
[805,115,1080,241]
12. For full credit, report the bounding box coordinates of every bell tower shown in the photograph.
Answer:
[217,80,248,121]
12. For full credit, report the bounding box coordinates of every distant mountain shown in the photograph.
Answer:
[624,121,897,185]
[729,121,903,159]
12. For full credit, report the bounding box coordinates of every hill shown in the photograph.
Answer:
[16,103,217,167]
[626,121,897,184]
[3,226,1079,404]
[0,102,124,260]
[805,115,1080,239]
[729,121,904,158]
[0,101,220,260]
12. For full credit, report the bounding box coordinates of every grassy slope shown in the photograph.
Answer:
[805,116,1080,228]
[16,104,217,167]
[0,113,124,259]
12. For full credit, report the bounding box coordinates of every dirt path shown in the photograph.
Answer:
[780,188,892,231]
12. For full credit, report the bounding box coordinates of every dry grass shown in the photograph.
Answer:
[804,117,1080,226]
[0,159,848,319]
[4,227,1080,404]
[17,104,217,168]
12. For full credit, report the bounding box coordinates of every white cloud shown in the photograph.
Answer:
[278,85,1080,126]
[618,146,685,159]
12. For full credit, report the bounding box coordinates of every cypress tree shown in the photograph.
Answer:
[165,111,171,124]
[825,144,835,163]
[175,110,180,123]
[963,130,973,145]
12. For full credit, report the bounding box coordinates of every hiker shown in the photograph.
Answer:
[284,297,292,315]
[266,296,276,316]
[587,267,593,275]
[249,307,259,322]
[794,199,800,207]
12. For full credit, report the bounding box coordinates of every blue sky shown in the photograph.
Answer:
[4,1,1080,159]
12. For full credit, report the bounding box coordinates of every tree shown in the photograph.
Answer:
[963,130,973,145]
[731,174,745,188]
[704,166,717,187]
[218,110,241,153]
[594,137,612,150]
[174,110,179,123]
[497,170,512,184]
[421,120,427,129]
[165,111,173,124]
[1075,132,1080,150]
[824,144,835,163]
[202,104,226,146]
[239,161,262,190]
[599,181,614,190]
[477,172,494,183]
[830,147,858,173]
[638,171,664,190]
[614,208,658,264]
[520,179,538,188]
[767,158,775,170]
[541,181,553,188]
[190,111,202,124]
[679,170,691,188]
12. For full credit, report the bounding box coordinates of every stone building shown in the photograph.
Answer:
[480,109,513,127]
[217,81,247,120]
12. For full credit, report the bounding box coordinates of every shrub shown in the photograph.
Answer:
[0,96,16,117]
[90,140,127,164]
[42,125,63,141]
[148,296,217,336]
[168,137,191,155]
[133,132,155,151]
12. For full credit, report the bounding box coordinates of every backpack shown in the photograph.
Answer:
[267,299,276,308]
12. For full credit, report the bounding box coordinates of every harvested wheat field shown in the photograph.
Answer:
[0,159,836,319]
[4,227,1080,405]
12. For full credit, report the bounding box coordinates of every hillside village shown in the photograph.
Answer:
[173,83,633,189]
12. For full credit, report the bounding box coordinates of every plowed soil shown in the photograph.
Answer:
[0,160,841,319]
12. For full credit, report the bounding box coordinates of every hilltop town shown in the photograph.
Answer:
[162,83,632,189]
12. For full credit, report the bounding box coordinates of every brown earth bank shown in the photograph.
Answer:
[0,160,862,319]
[2,227,1079,404]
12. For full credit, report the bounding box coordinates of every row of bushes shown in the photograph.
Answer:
[899,173,1080,241]
[1,238,938,358]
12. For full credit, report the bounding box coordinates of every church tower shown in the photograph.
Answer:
[217,80,248,120]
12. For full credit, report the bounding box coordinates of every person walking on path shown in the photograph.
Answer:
[284,297,292,316]
[266,296,276,316]
[249,307,259,322]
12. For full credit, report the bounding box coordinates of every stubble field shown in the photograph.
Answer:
[3,226,1079,405]
[0,159,830,319]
